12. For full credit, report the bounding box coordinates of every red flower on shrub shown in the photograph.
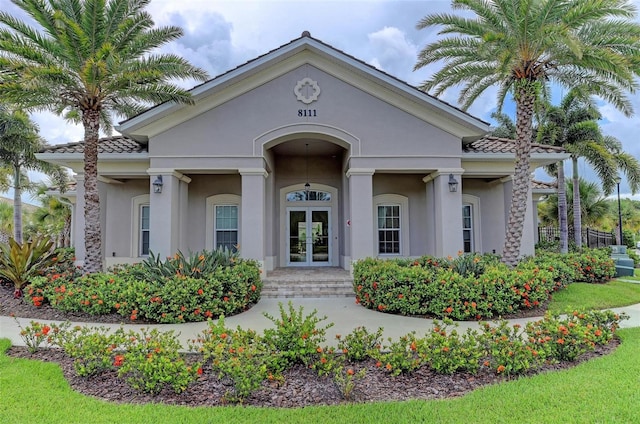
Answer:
[445,307,453,314]
[197,289,204,295]
[197,367,203,375]
[114,355,124,367]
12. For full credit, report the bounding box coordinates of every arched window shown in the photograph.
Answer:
[286,190,331,202]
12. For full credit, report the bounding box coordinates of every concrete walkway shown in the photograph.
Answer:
[2,296,640,349]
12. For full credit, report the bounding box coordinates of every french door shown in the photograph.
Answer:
[286,207,331,266]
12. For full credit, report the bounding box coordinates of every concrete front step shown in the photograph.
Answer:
[261,267,355,298]
[261,282,355,298]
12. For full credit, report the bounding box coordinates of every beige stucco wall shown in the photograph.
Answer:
[461,179,507,255]
[148,65,460,164]
[103,179,148,260]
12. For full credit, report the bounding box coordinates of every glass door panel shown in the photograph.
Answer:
[287,208,331,266]
[311,210,329,263]
[288,210,307,263]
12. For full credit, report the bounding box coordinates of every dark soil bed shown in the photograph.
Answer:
[2,281,620,408]
[5,341,618,408]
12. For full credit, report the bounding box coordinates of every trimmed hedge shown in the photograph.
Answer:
[353,249,615,320]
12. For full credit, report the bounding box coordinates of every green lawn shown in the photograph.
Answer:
[2,328,640,423]
[547,279,640,314]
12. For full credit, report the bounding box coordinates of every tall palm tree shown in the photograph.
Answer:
[0,105,66,243]
[538,177,609,229]
[414,0,640,265]
[0,0,209,273]
[536,89,602,253]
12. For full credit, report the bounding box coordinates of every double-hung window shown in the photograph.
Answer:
[377,205,401,254]
[139,205,150,256]
[214,205,238,251]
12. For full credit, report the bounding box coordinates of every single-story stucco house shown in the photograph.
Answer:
[37,32,566,273]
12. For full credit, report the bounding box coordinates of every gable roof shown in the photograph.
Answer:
[116,32,489,142]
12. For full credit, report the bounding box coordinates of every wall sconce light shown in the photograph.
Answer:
[448,174,459,193]
[152,175,163,193]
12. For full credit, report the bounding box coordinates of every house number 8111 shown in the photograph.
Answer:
[298,109,317,117]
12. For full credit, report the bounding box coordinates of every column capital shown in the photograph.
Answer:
[346,168,375,178]
[146,168,192,183]
[239,168,268,178]
[422,168,465,183]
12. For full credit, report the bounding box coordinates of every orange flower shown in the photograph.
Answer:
[557,338,565,345]
[410,341,417,351]
[346,368,355,376]
[197,289,204,295]
[197,367,203,375]
[385,363,392,371]
[442,346,449,353]
[320,357,327,364]
[316,347,323,353]
[496,365,505,373]
[375,361,382,368]
[445,306,453,314]
[42,325,51,336]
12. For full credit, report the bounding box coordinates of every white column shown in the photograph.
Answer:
[73,173,86,266]
[430,169,464,257]
[347,168,375,266]
[240,168,267,270]
[148,170,191,258]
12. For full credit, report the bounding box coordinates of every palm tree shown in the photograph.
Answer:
[536,89,601,253]
[538,178,609,230]
[414,0,640,265]
[0,0,209,273]
[29,183,72,248]
[0,105,67,244]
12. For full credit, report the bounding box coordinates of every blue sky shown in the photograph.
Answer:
[1,0,639,204]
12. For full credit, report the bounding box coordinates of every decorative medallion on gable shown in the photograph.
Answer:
[294,77,321,104]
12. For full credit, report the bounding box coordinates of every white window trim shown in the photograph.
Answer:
[206,194,241,251]
[131,194,150,257]
[462,194,482,253]
[373,194,409,256]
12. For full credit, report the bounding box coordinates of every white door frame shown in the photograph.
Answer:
[286,206,331,266]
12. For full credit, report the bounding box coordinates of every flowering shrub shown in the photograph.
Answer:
[525,310,628,362]
[335,326,384,362]
[15,320,55,353]
[333,366,366,400]
[374,332,422,376]
[262,301,334,369]
[353,249,617,319]
[189,317,270,403]
[118,328,200,394]
[56,325,127,377]
[421,320,483,375]
[27,254,261,324]
[479,321,547,376]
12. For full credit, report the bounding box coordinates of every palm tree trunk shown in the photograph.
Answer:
[572,156,582,247]
[63,213,71,248]
[557,162,568,253]
[82,109,102,273]
[12,164,22,244]
[502,87,535,266]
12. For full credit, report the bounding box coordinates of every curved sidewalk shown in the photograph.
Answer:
[2,297,640,349]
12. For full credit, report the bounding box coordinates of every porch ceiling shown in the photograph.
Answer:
[270,138,345,156]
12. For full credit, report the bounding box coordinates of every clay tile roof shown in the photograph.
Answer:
[532,180,557,190]
[463,136,566,154]
[40,136,147,154]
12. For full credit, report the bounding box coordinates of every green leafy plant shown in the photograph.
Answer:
[421,319,483,375]
[56,325,127,377]
[118,328,199,394]
[375,332,422,376]
[333,366,366,401]
[262,301,334,369]
[0,237,56,297]
[14,319,55,353]
[479,320,547,376]
[189,317,271,403]
[335,326,384,362]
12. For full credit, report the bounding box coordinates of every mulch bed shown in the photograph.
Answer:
[0,281,621,407]
[5,341,618,408]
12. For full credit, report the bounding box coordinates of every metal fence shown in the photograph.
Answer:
[538,226,616,248]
